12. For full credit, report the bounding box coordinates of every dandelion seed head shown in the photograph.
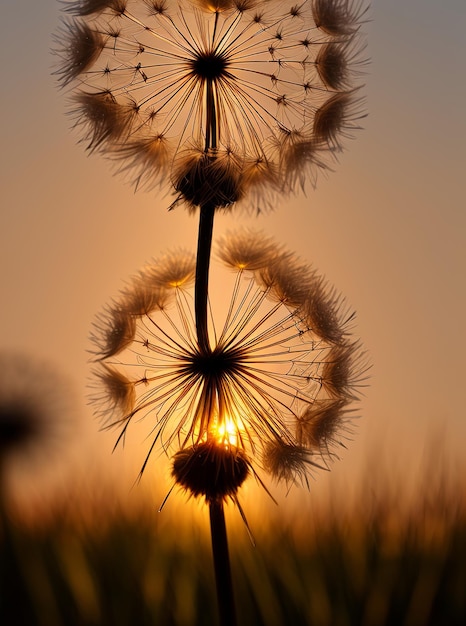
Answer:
[257,253,315,308]
[55,0,367,211]
[281,138,325,191]
[54,20,106,86]
[116,134,172,189]
[300,282,350,344]
[90,232,365,488]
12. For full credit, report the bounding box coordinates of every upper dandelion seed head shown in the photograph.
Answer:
[55,0,367,211]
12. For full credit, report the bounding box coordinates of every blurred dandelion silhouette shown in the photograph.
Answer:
[0,352,75,510]
[54,0,367,212]
[91,231,366,500]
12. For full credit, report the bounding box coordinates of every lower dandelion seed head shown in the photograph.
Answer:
[90,231,368,491]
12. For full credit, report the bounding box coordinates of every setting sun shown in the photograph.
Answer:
[214,417,241,446]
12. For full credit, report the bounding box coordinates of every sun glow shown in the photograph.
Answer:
[214,417,242,446]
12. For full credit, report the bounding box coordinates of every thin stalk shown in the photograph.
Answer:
[205,80,218,152]
[196,60,237,625]
[195,202,216,353]
[209,498,238,626]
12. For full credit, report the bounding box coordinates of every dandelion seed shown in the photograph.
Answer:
[120,282,170,316]
[55,0,367,211]
[321,341,365,400]
[140,249,196,288]
[313,89,364,148]
[216,228,281,270]
[263,439,325,487]
[316,41,351,90]
[296,398,348,453]
[90,302,138,359]
[92,363,136,418]
[311,0,368,37]
[71,90,139,150]
[90,232,366,489]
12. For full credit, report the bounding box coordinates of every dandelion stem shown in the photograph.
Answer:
[195,202,216,353]
[209,498,238,626]
[205,80,218,152]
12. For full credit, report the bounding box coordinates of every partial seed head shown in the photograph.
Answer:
[316,42,351,90]
[322,341,368,399]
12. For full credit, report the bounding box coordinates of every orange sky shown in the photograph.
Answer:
[1,0,465,514]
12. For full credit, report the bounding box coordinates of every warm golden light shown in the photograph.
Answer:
[215,417,241,446]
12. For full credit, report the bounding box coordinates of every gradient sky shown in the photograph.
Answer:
[1,0,465,510]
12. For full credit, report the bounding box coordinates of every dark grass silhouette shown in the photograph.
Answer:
[2,462,465,626]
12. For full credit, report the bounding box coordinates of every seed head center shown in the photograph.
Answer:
[191,348,237,379]
[191,51,228,81]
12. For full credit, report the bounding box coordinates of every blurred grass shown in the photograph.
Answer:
[1,467,465,626]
